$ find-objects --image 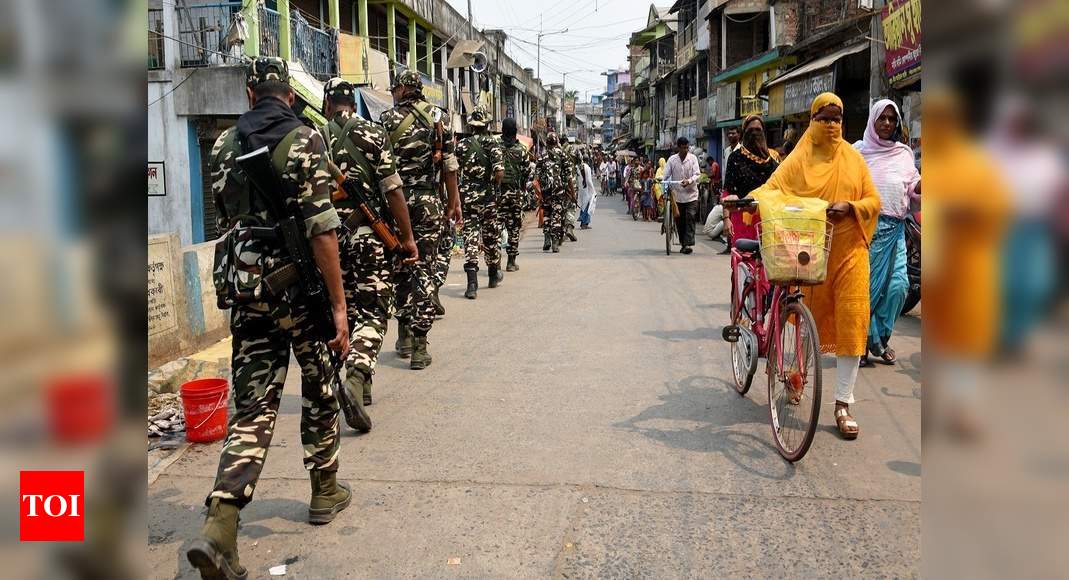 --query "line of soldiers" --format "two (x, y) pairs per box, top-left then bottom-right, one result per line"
(186, 57), (578, 579)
